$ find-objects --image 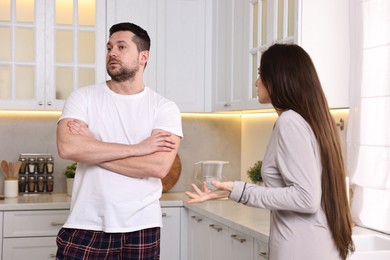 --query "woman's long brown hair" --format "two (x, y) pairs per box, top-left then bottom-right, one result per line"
(260, 44), (355, 259)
